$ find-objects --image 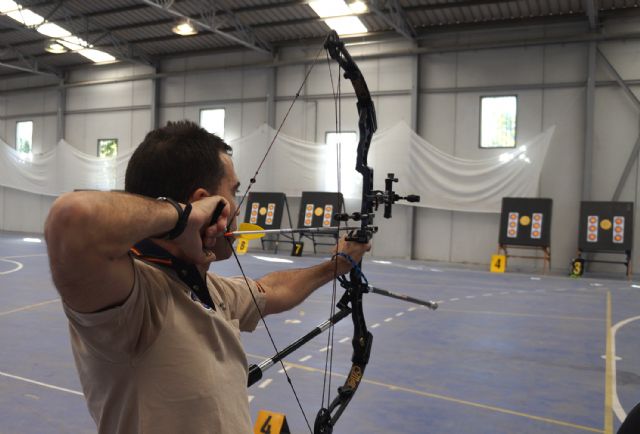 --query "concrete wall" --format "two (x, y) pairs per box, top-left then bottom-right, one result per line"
(2, 24), (640, 275)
